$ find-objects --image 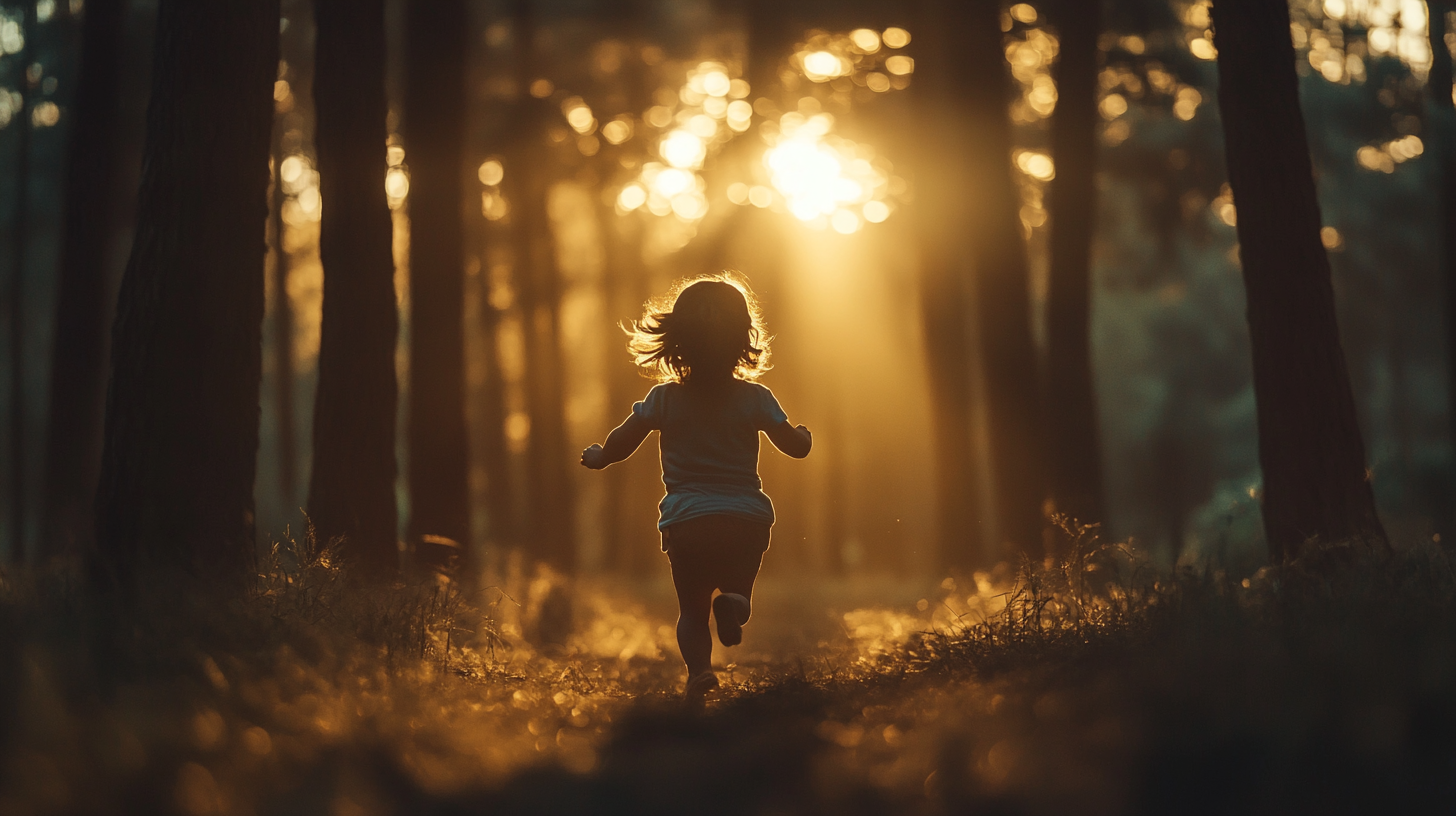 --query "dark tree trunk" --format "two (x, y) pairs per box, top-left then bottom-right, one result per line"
(1429, 2), (1456, 479)
(913, 0), (985, 573)
(509, 1), (574, 573)
(962, 0), (1047, 556)
(308, 0), (400, 579)
(42, 0), (129, 564)
(92, 0), (278, 591)
(268, 141), (296, 512)
(476, 239), (515, 548)
(7, 0), (37, 565)
(405, 0), (472, 567)
(1210, 0), (1386, 561)
(1043, 0), (1105, 533)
